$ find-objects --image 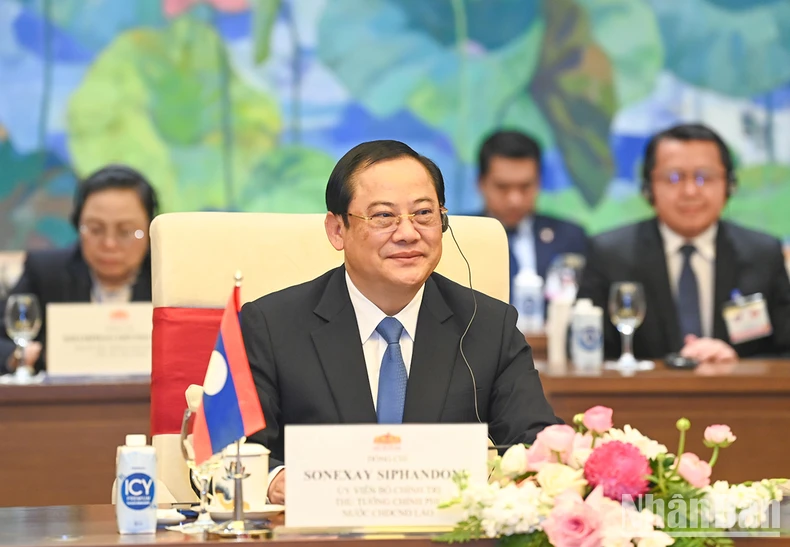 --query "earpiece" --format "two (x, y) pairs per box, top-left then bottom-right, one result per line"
(441, 211), (449, 233)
